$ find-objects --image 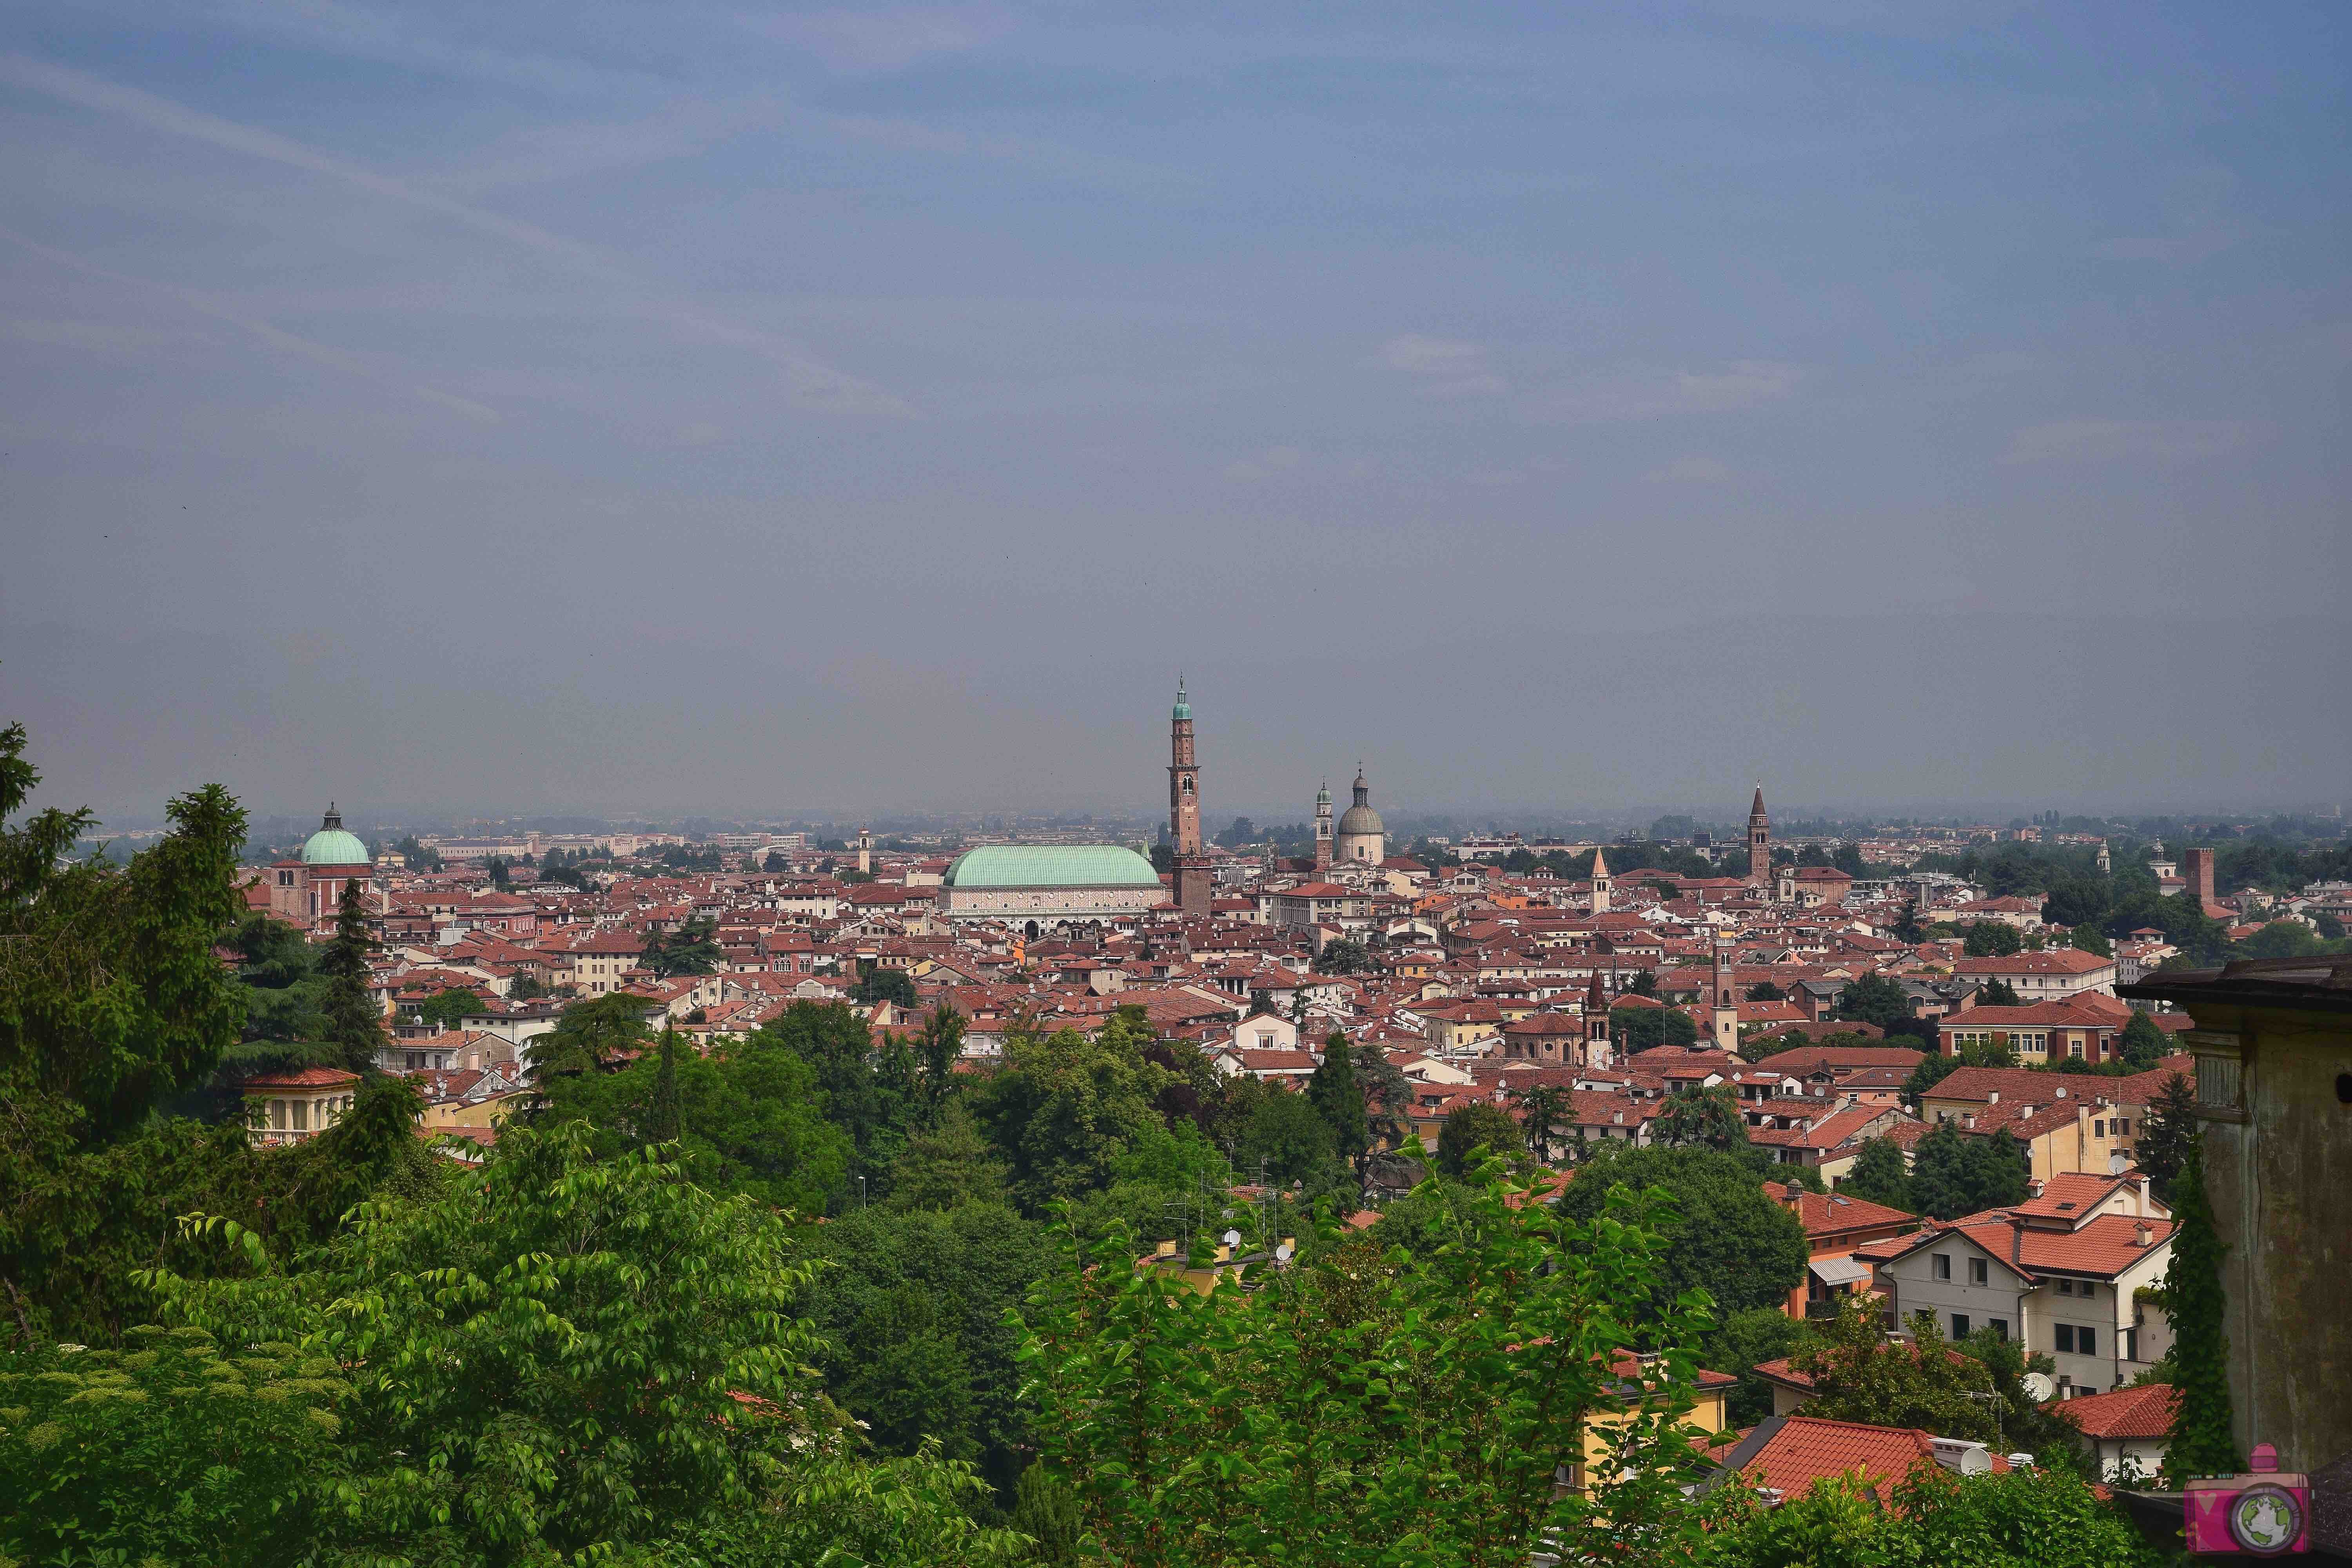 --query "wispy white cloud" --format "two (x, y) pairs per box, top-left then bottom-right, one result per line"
(1521, 360), (1803, 425)
(424, 97), (790, 194)
(1377, 333), (1506, 397)
(2000, 419), (2256, 465)
(0, 225), (499, 421)
(0, 52), (902, 414)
